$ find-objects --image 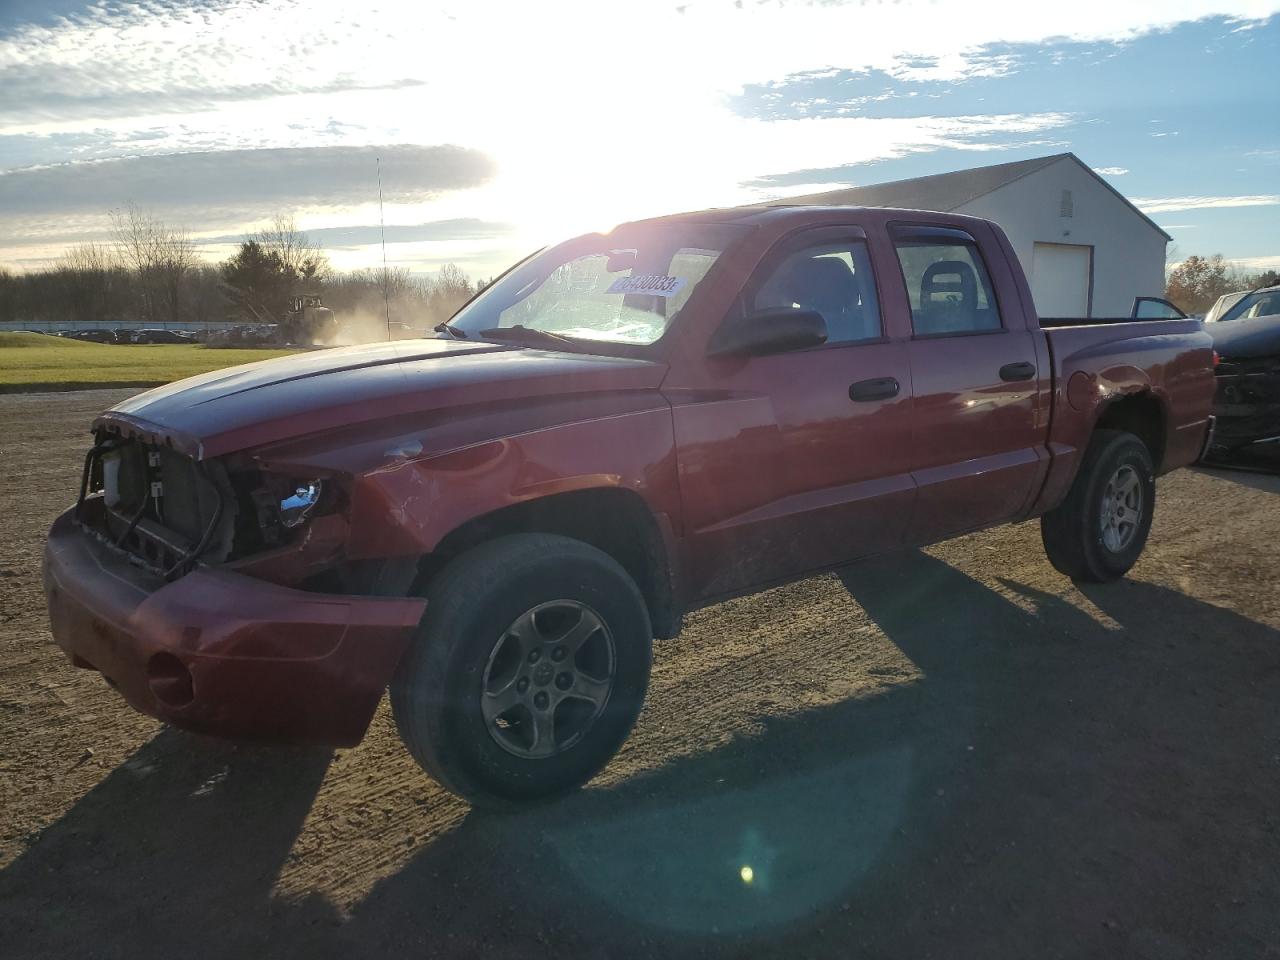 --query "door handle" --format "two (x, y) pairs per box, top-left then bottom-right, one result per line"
(999, 361), (1036, 382)
(849, 377), (900, 402)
